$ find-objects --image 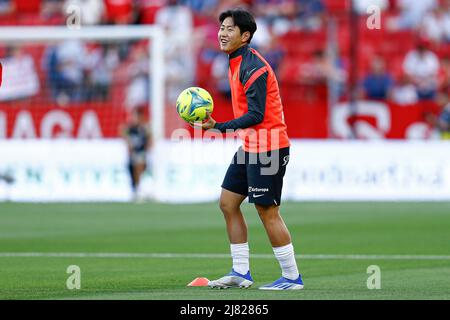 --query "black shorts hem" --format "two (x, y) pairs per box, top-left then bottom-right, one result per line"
(248, 196), (281, 207)
(221, 184), (248, 197)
